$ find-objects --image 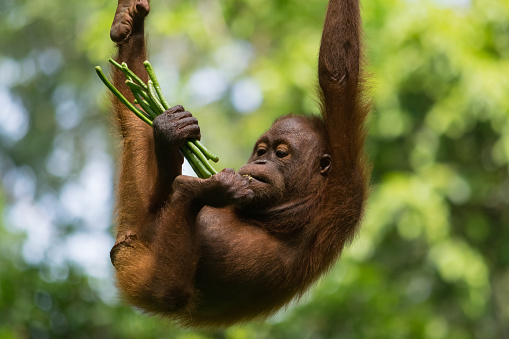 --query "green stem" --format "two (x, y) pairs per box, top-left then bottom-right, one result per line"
(147, 80), (166, 114)
(95, 66), (153, 126)
(126, 80), (156, 108)
(187, 141), (217, 175)
(122, 62), (148, 91)
(108, 59), (149, 92)
(144, 61), (170, 110)
(98, 61), (221, 179)
(108, 58), (123, 70)
(126, 81), (157, 119)
(138, 99), (158, 117)
(193, 140), (219, 163)
(181, 145), (211, 178)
